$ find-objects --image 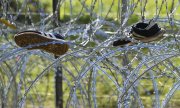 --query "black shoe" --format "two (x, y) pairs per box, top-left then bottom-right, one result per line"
(14, 30), (69, 56)
(113, 38), (132, 47)
(130, 20), (165, 42)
